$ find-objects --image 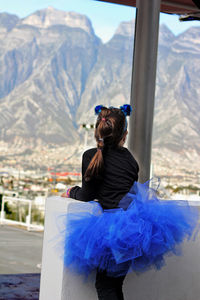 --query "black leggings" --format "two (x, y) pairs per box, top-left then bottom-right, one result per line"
(95, 270), (126, 300)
